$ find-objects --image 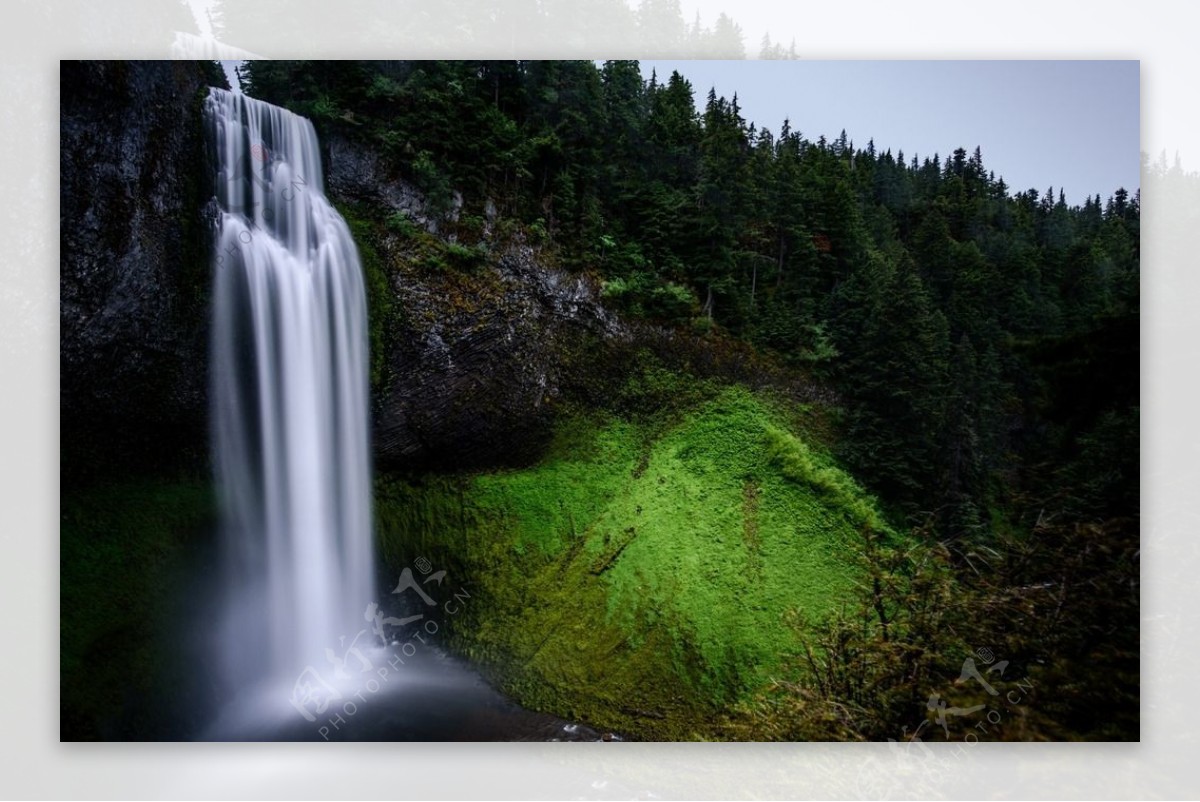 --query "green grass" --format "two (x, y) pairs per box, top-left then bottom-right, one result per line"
(375, 386), (887, 738)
